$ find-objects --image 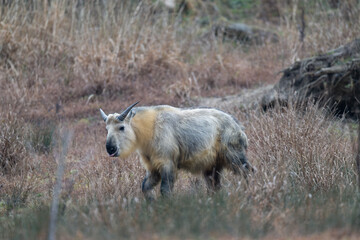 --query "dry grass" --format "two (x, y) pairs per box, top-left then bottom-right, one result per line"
(2, 98), (359, 239)
(0, 0), (281, 119)
(1, 0), (360, 239)
(0, 113), (51, 213)
(247, 101), (355, 194)
(1, 1), (357, 118)
(0, 113), (29, 175)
